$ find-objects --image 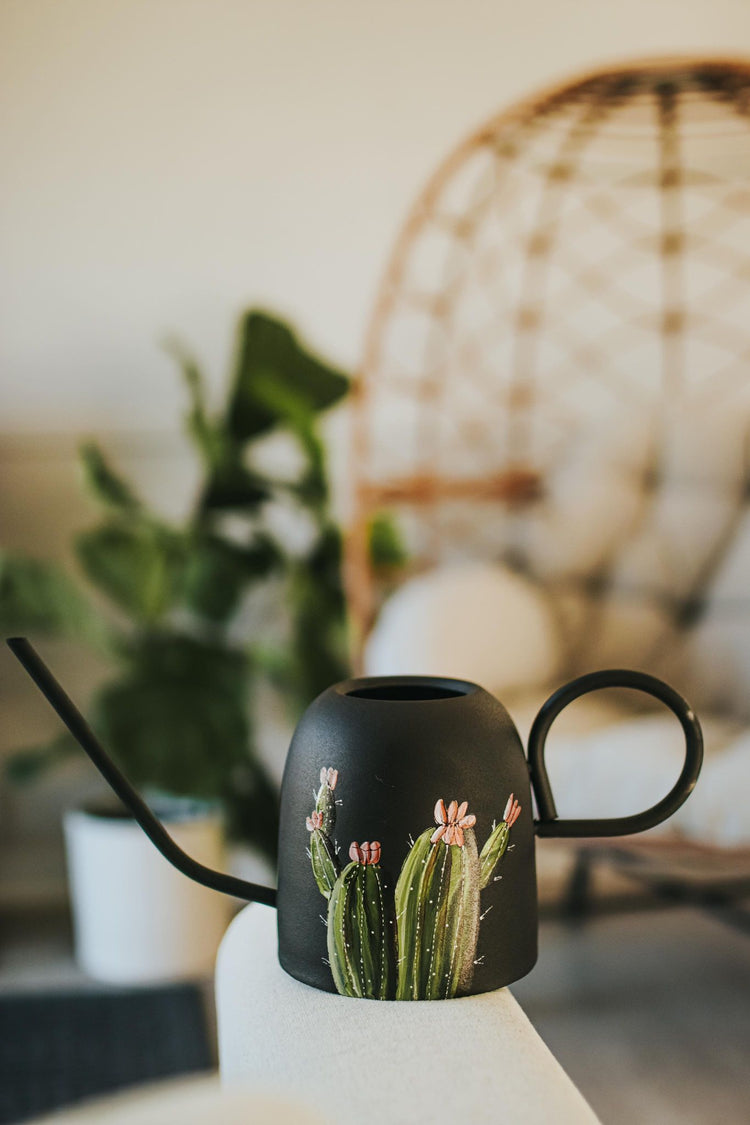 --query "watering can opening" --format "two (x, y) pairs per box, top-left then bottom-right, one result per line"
(345, 682), (469, 701)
